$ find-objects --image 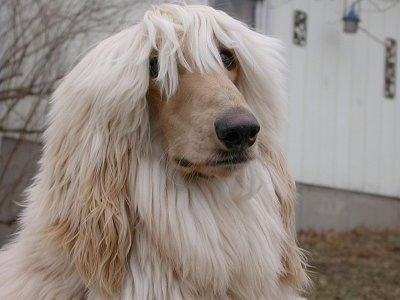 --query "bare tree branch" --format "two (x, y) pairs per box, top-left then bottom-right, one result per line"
(0, 0), (141, 210)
